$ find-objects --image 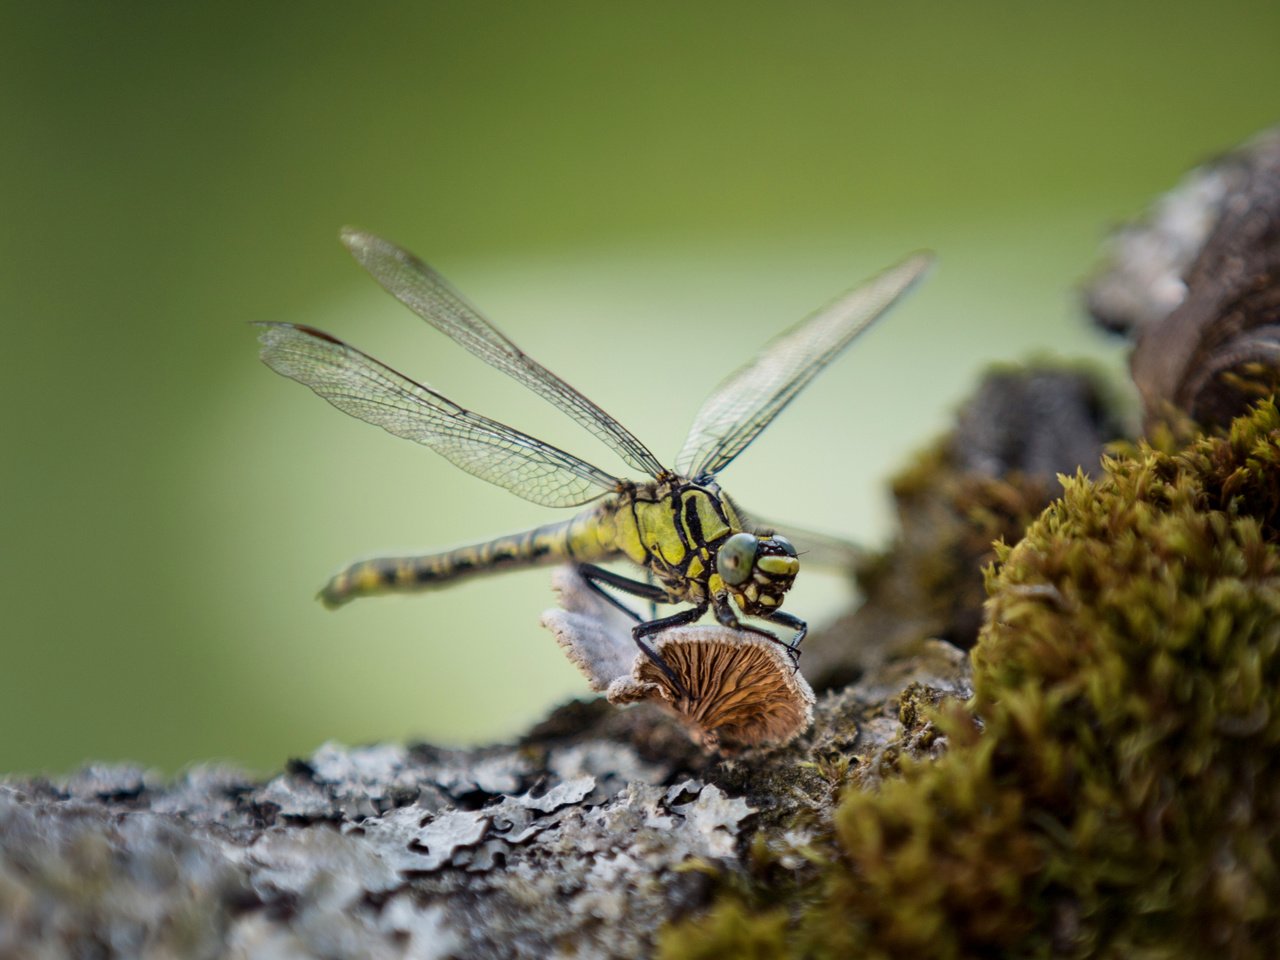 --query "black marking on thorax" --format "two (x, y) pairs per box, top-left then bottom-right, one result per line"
(624, 479), (735, 589)
(677, 483), (735, 580)
(682, 495), (704, 547)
